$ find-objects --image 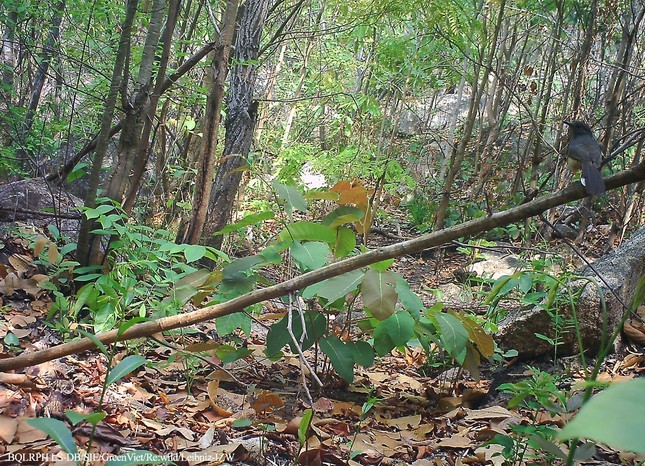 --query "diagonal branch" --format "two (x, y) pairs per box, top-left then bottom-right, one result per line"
(2, 162), (644, 372)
